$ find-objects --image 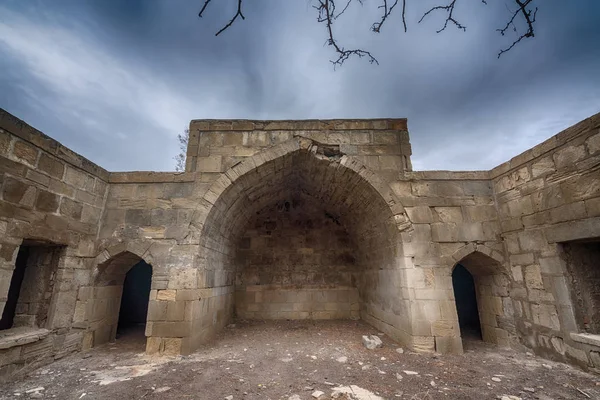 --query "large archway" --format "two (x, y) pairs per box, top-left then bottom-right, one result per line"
(195, 140), (411, 345)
